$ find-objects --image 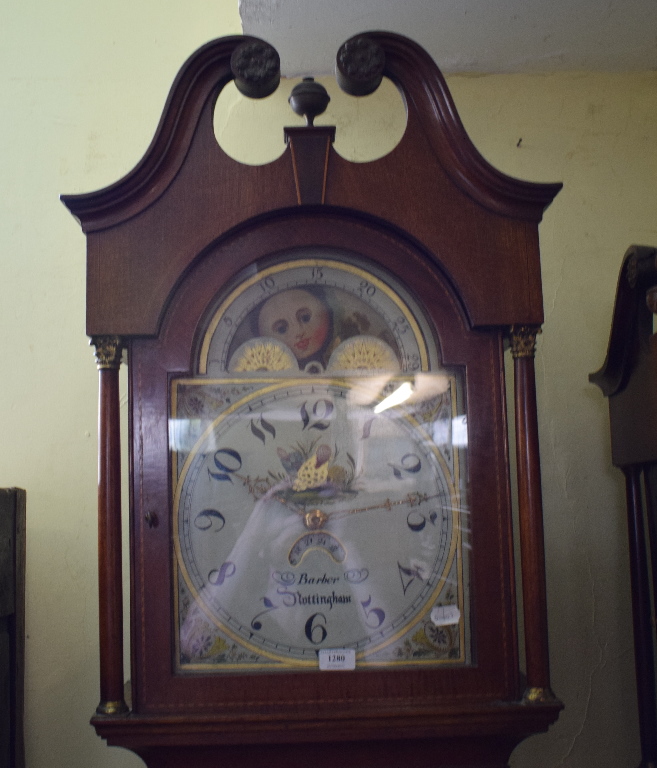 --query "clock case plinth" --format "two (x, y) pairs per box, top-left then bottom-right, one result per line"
(62, 32), (562, 767)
